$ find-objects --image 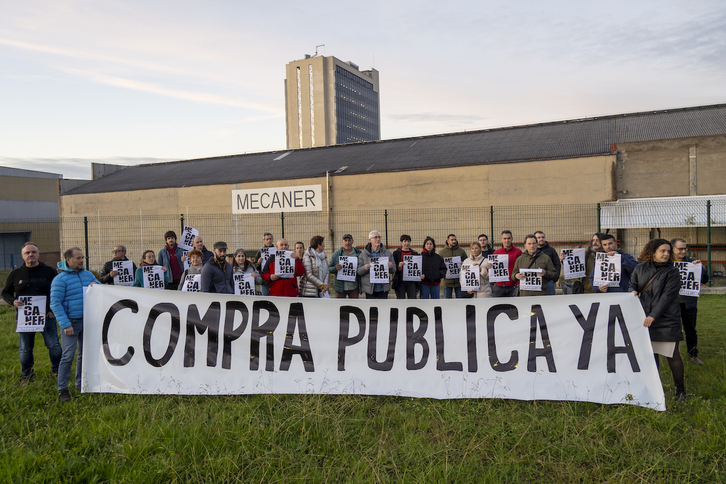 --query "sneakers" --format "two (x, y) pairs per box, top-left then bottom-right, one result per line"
(58, 389), (71, 403)
(675, 391), (687, 402)
(690, 355), (705, 366)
